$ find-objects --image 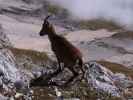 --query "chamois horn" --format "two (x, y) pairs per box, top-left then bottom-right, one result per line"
(44, 15), (51, 22)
